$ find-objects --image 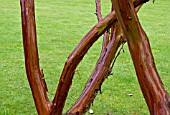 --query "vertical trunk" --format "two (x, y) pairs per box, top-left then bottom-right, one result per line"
(20, 0), (51, 114)
(112, 0), (170, 114)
